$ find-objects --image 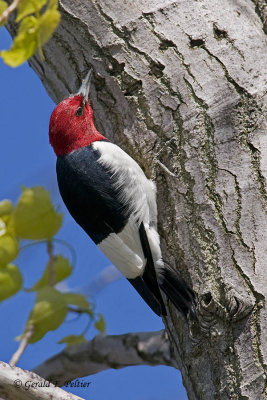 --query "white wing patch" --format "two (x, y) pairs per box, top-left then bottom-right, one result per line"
(118, 216), (144, 258)
(93, 141), (158, 226)
(98, 225), (145, 279)
(98, 218), (162, 279)
(93, 141), (163, 278)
